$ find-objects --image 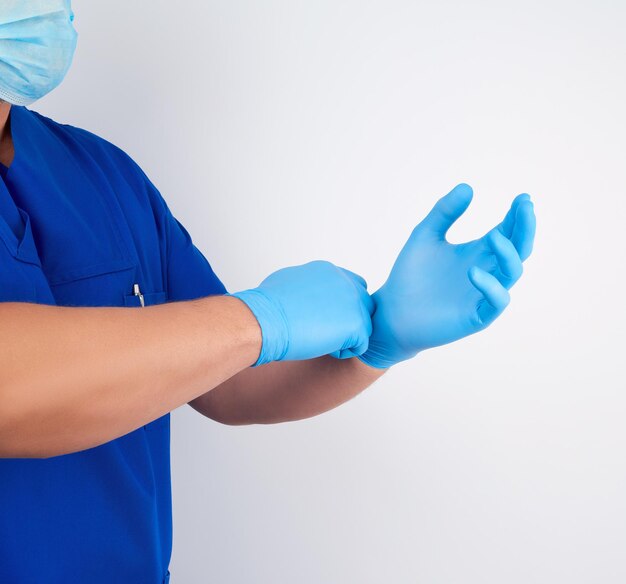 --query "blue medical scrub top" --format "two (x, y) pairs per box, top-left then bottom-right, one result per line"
(0, 106), (227, 584)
